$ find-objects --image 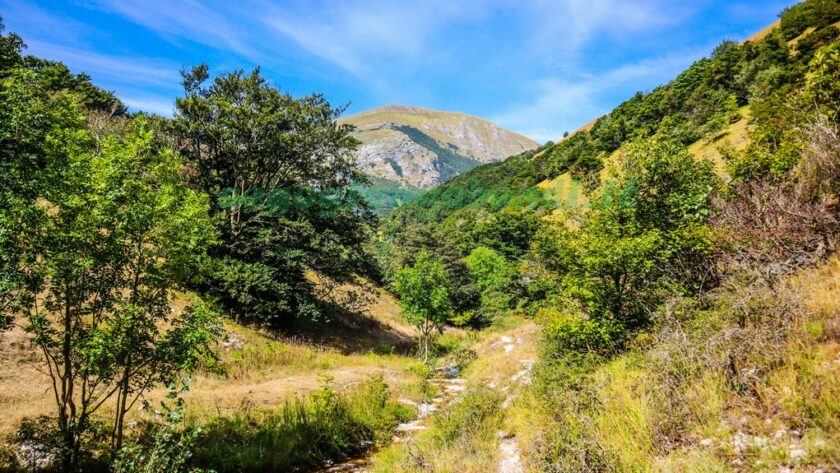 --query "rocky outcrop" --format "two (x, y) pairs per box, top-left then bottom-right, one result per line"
(341, 105), (538, 189)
